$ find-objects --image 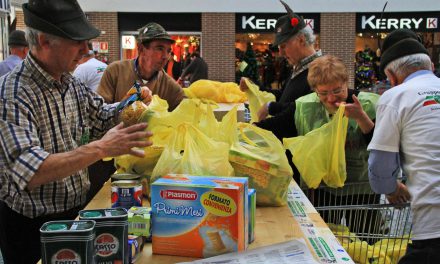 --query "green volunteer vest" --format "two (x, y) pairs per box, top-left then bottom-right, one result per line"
(294, 92), (379, 191)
